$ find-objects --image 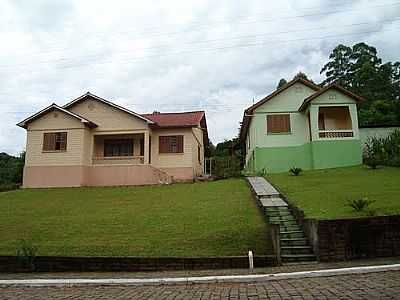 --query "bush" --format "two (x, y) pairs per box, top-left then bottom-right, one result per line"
(213, 156), (242, 179)
(16, 239), (38, 271)
(289, 167), (303, 176)
(347, 197), (375, 212)
(364, 130), (400, 167)
(0, 183), (19, 192)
